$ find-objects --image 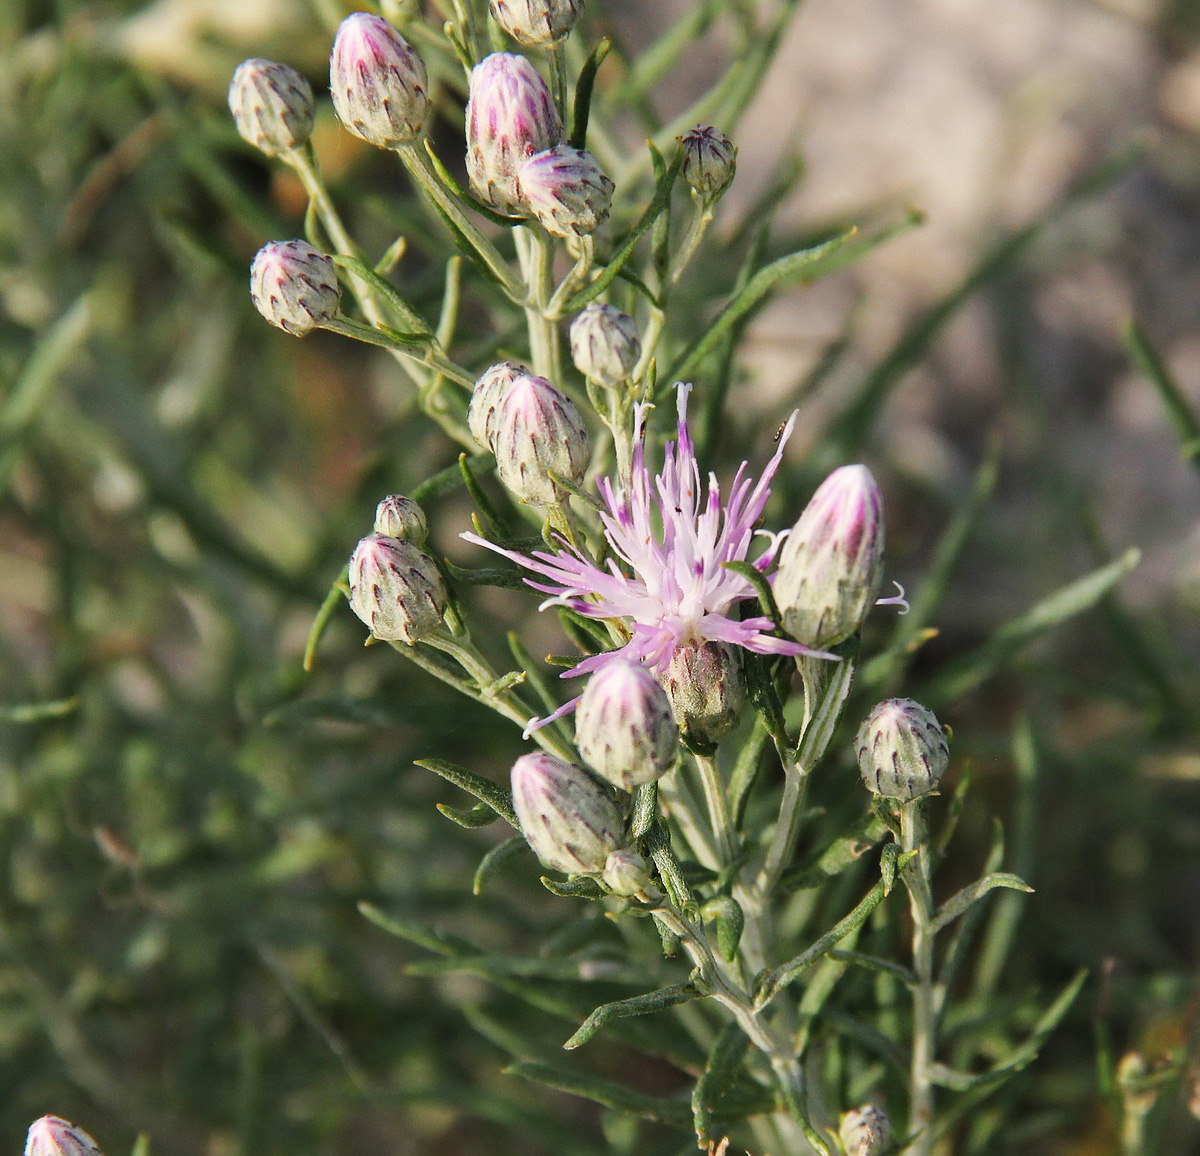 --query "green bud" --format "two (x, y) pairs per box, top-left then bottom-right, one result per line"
(602, 848), (658, 899)
(659, 641), (745, 747)
(347, 533), (447, 644)
(373, 494), (427, 545)
(569, 303), (641, 386)
(855, 699), (948, 800)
